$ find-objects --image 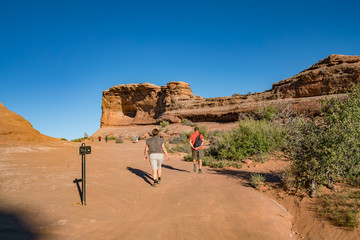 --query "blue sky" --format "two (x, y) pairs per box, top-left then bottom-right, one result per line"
(1, 0), (359, 140)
